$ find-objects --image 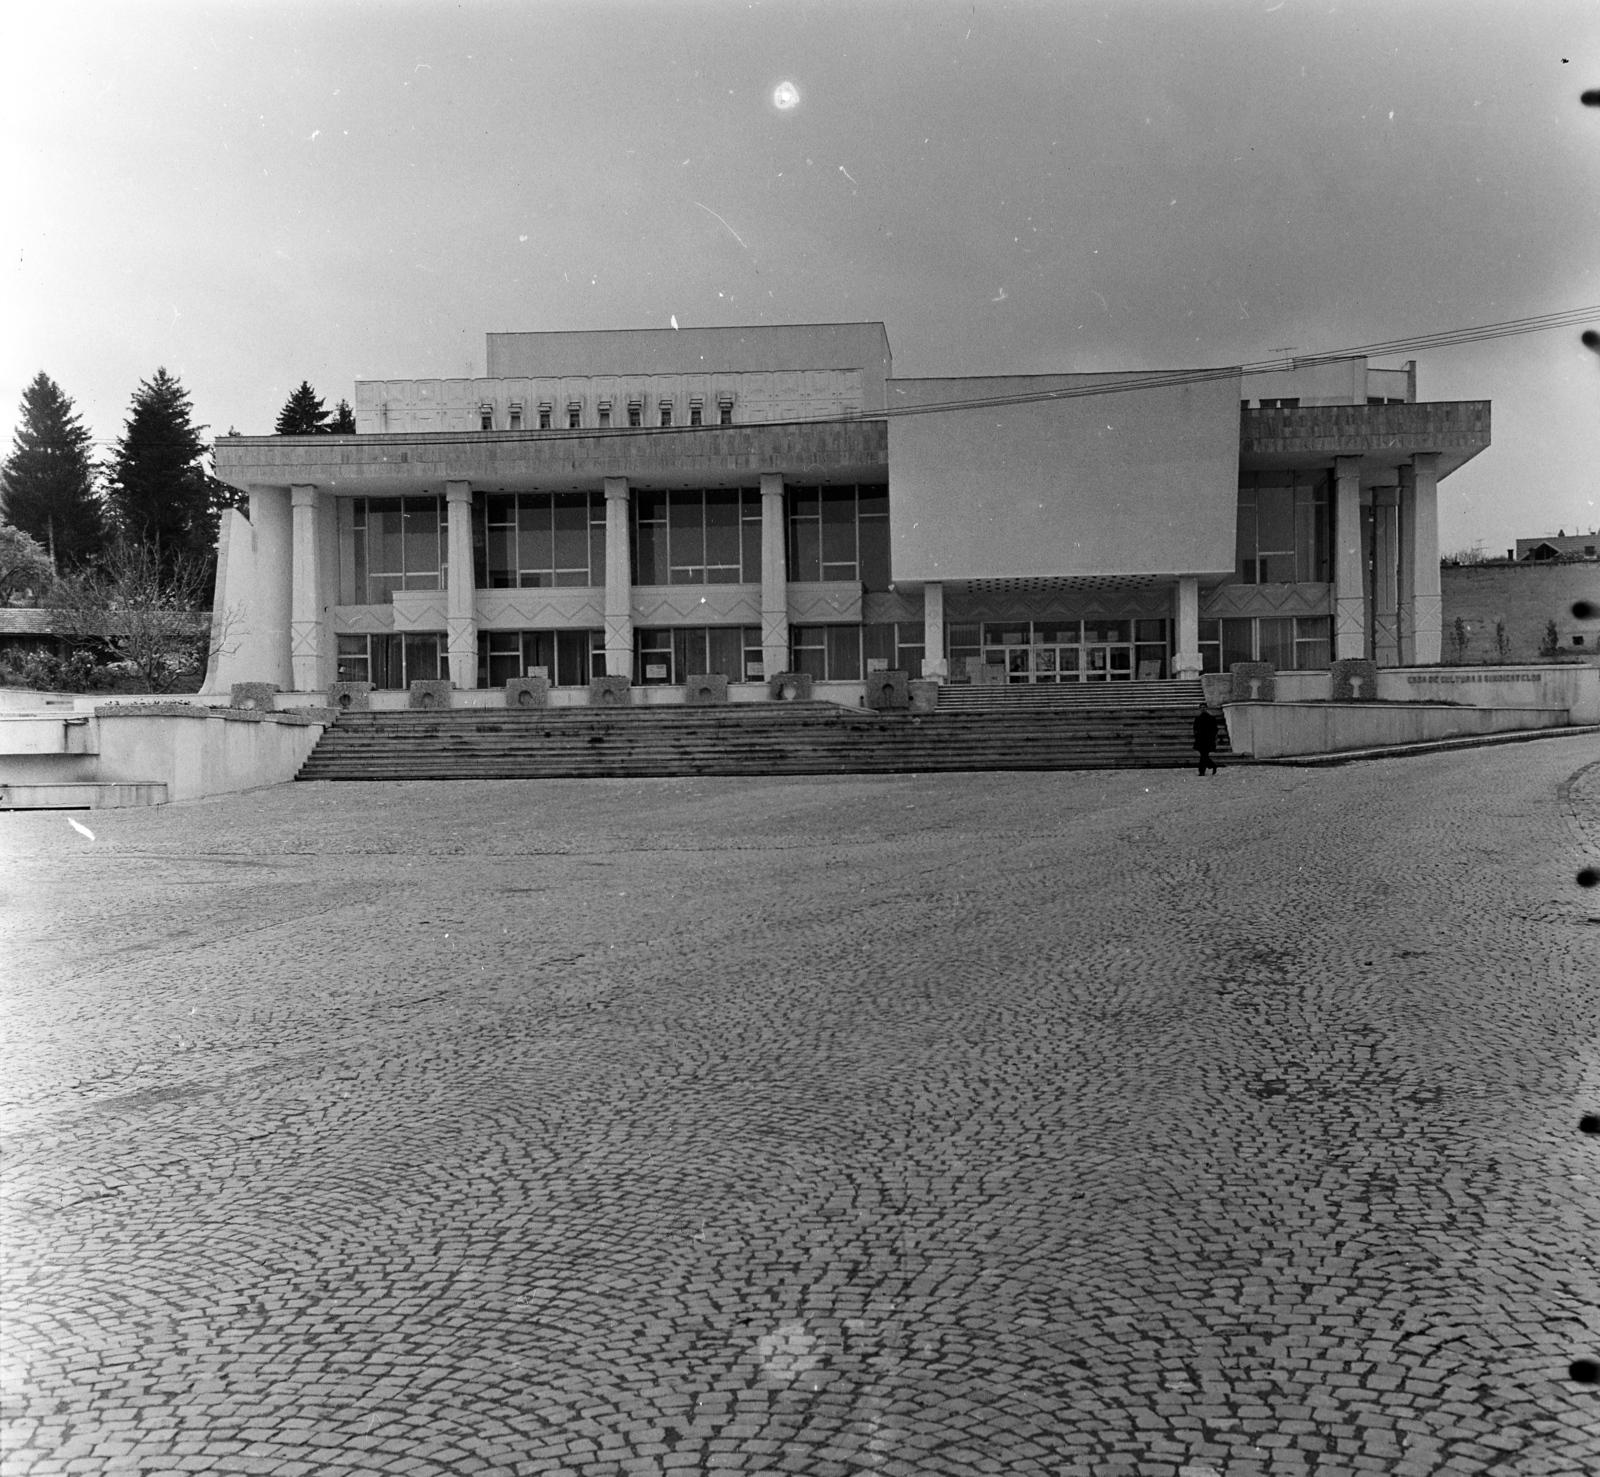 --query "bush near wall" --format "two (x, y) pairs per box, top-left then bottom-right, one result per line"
(1440, 562), (1600, 664)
